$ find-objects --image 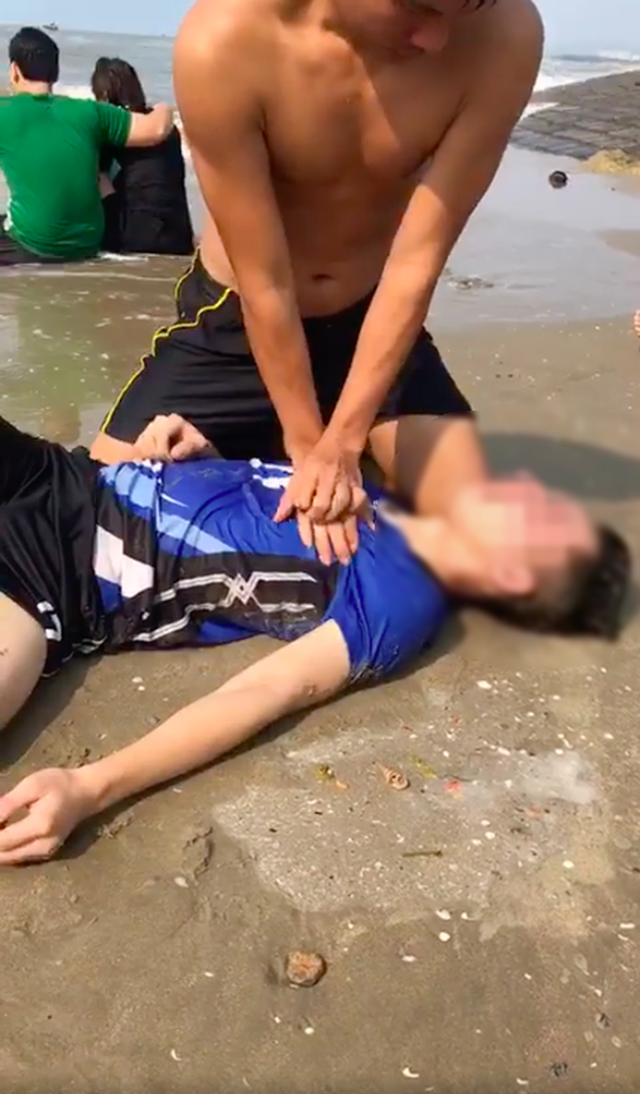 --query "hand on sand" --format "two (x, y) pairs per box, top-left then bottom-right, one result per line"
(275, 437), (371, 565)
(0, 768), (96, 865)
(133, 414), (216, 462)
